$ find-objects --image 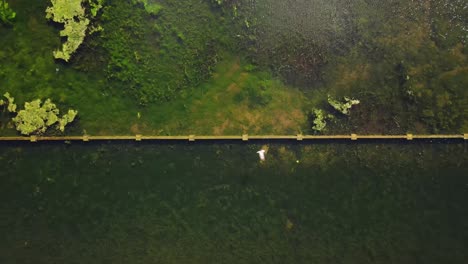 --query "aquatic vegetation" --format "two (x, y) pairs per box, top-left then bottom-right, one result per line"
(100, 0), (228, 104)
(328, 1), (467, 133)
(0, 0), (15, 26)
(311, 109), (328, 132)
(133, 0), (162, 16)
(0, 0), (466, 136)
(243, 0), (348, 86)
(327, 95), (360, 115)
(12, 97), (78, 135)
(57, 109), (78, 132)
(0, 142), (467, 263)
(89, 0), (104, 17)
(45, 0), (92, 61)
(242, 0), (467, 133)
(1, 92), (17, 113)
(211, 0), (239, 8)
